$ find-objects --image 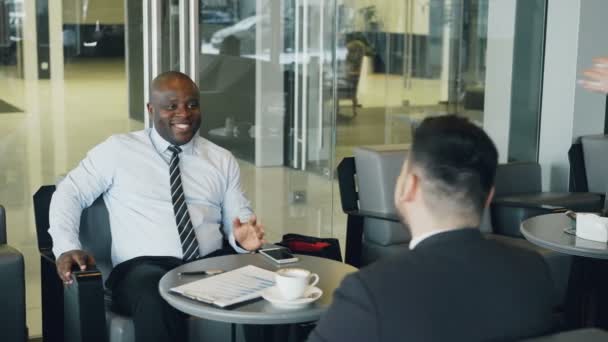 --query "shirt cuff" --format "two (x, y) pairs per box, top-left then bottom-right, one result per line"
(52, 238), (83, 259)
(229, 232), (251, 254)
